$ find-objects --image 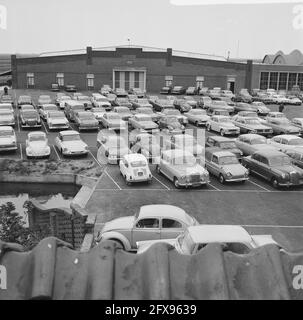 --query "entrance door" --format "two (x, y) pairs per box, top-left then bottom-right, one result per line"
(228, 81), (235, 93)
(114, 70), (145, 91)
